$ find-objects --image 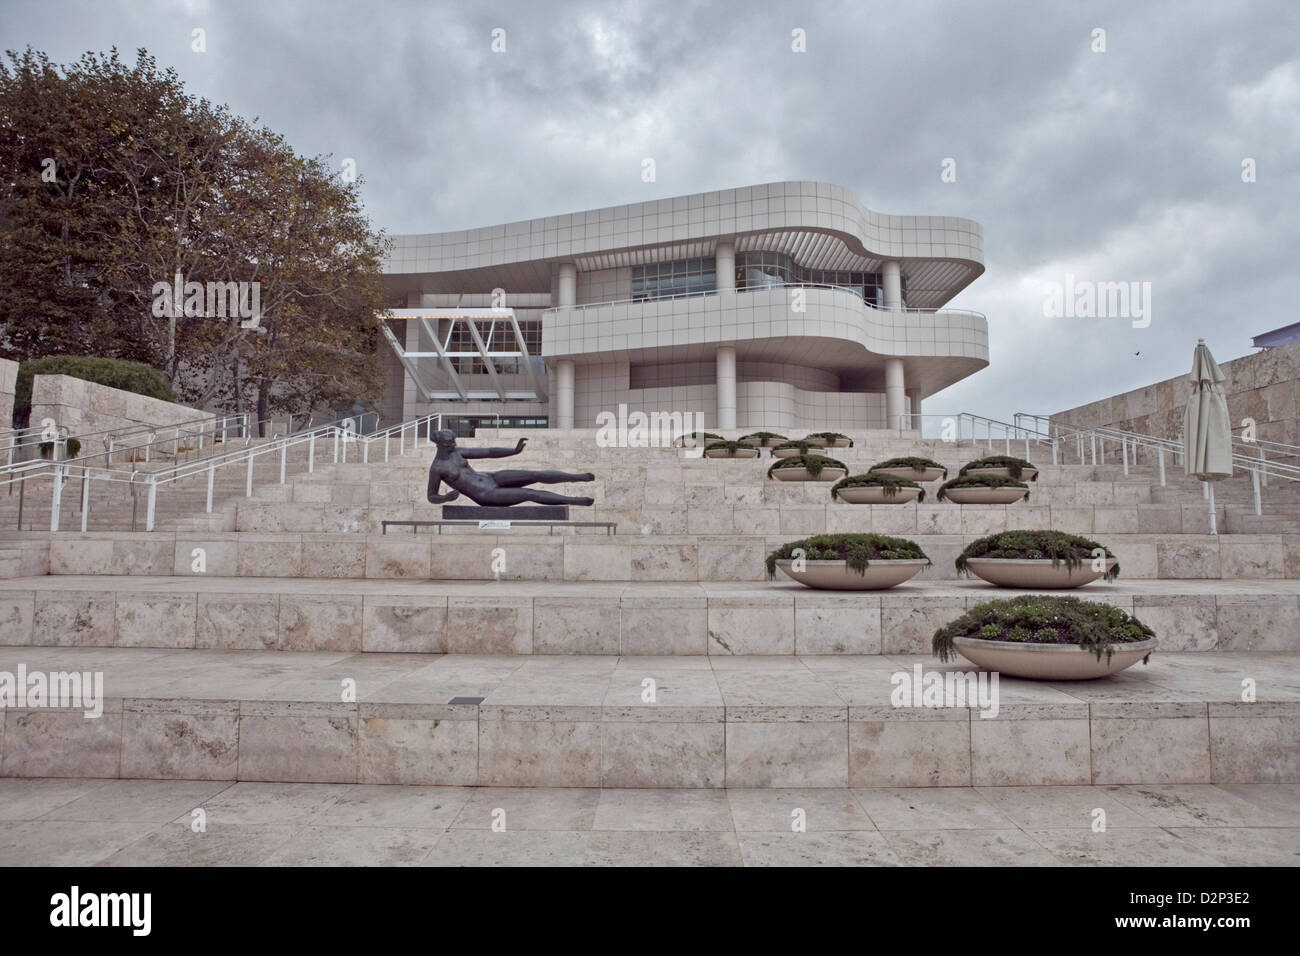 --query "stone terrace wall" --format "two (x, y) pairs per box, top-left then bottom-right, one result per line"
(0, 358), (17, 430)
(29, 373), (210, 438)
(1052, 340), (1300, 447)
